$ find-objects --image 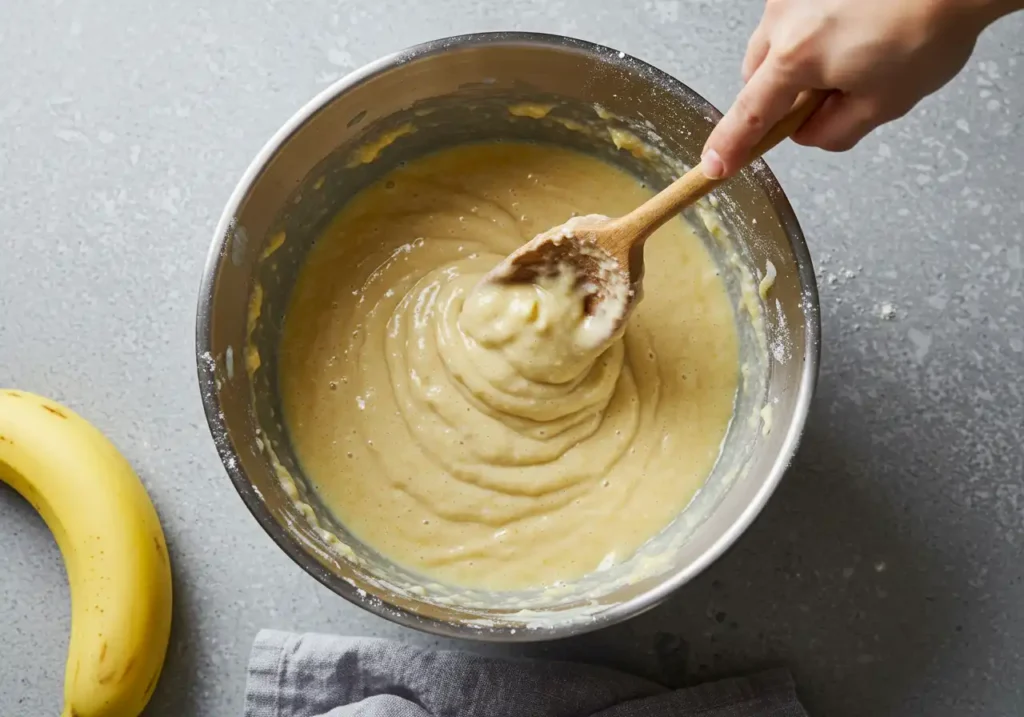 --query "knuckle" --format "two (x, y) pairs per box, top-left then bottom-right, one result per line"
(818, 135), (859, 152)
(853, 95), (905, 133)
(819, 123), (869, 152)
(772, 39), (808, 72)
(770, 27), (820, 76)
